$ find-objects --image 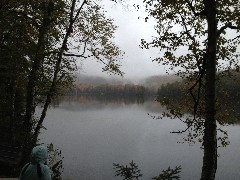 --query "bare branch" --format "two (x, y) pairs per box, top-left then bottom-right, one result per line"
(217, 22), (240, 37)
(63, 39), (90, 58)
(231, 34), (240, 41)
(63, 52), (90, 58)
(73, 0), (87, 24)
(171, 125), (191, 134)
(184, 0), (205, 16)
(188, 53), (207, 121)
(81, 40), (88, 55)
(69, 0), (76, 24)
(173, 113), (186, 123)
(180, 15), (195, 41)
